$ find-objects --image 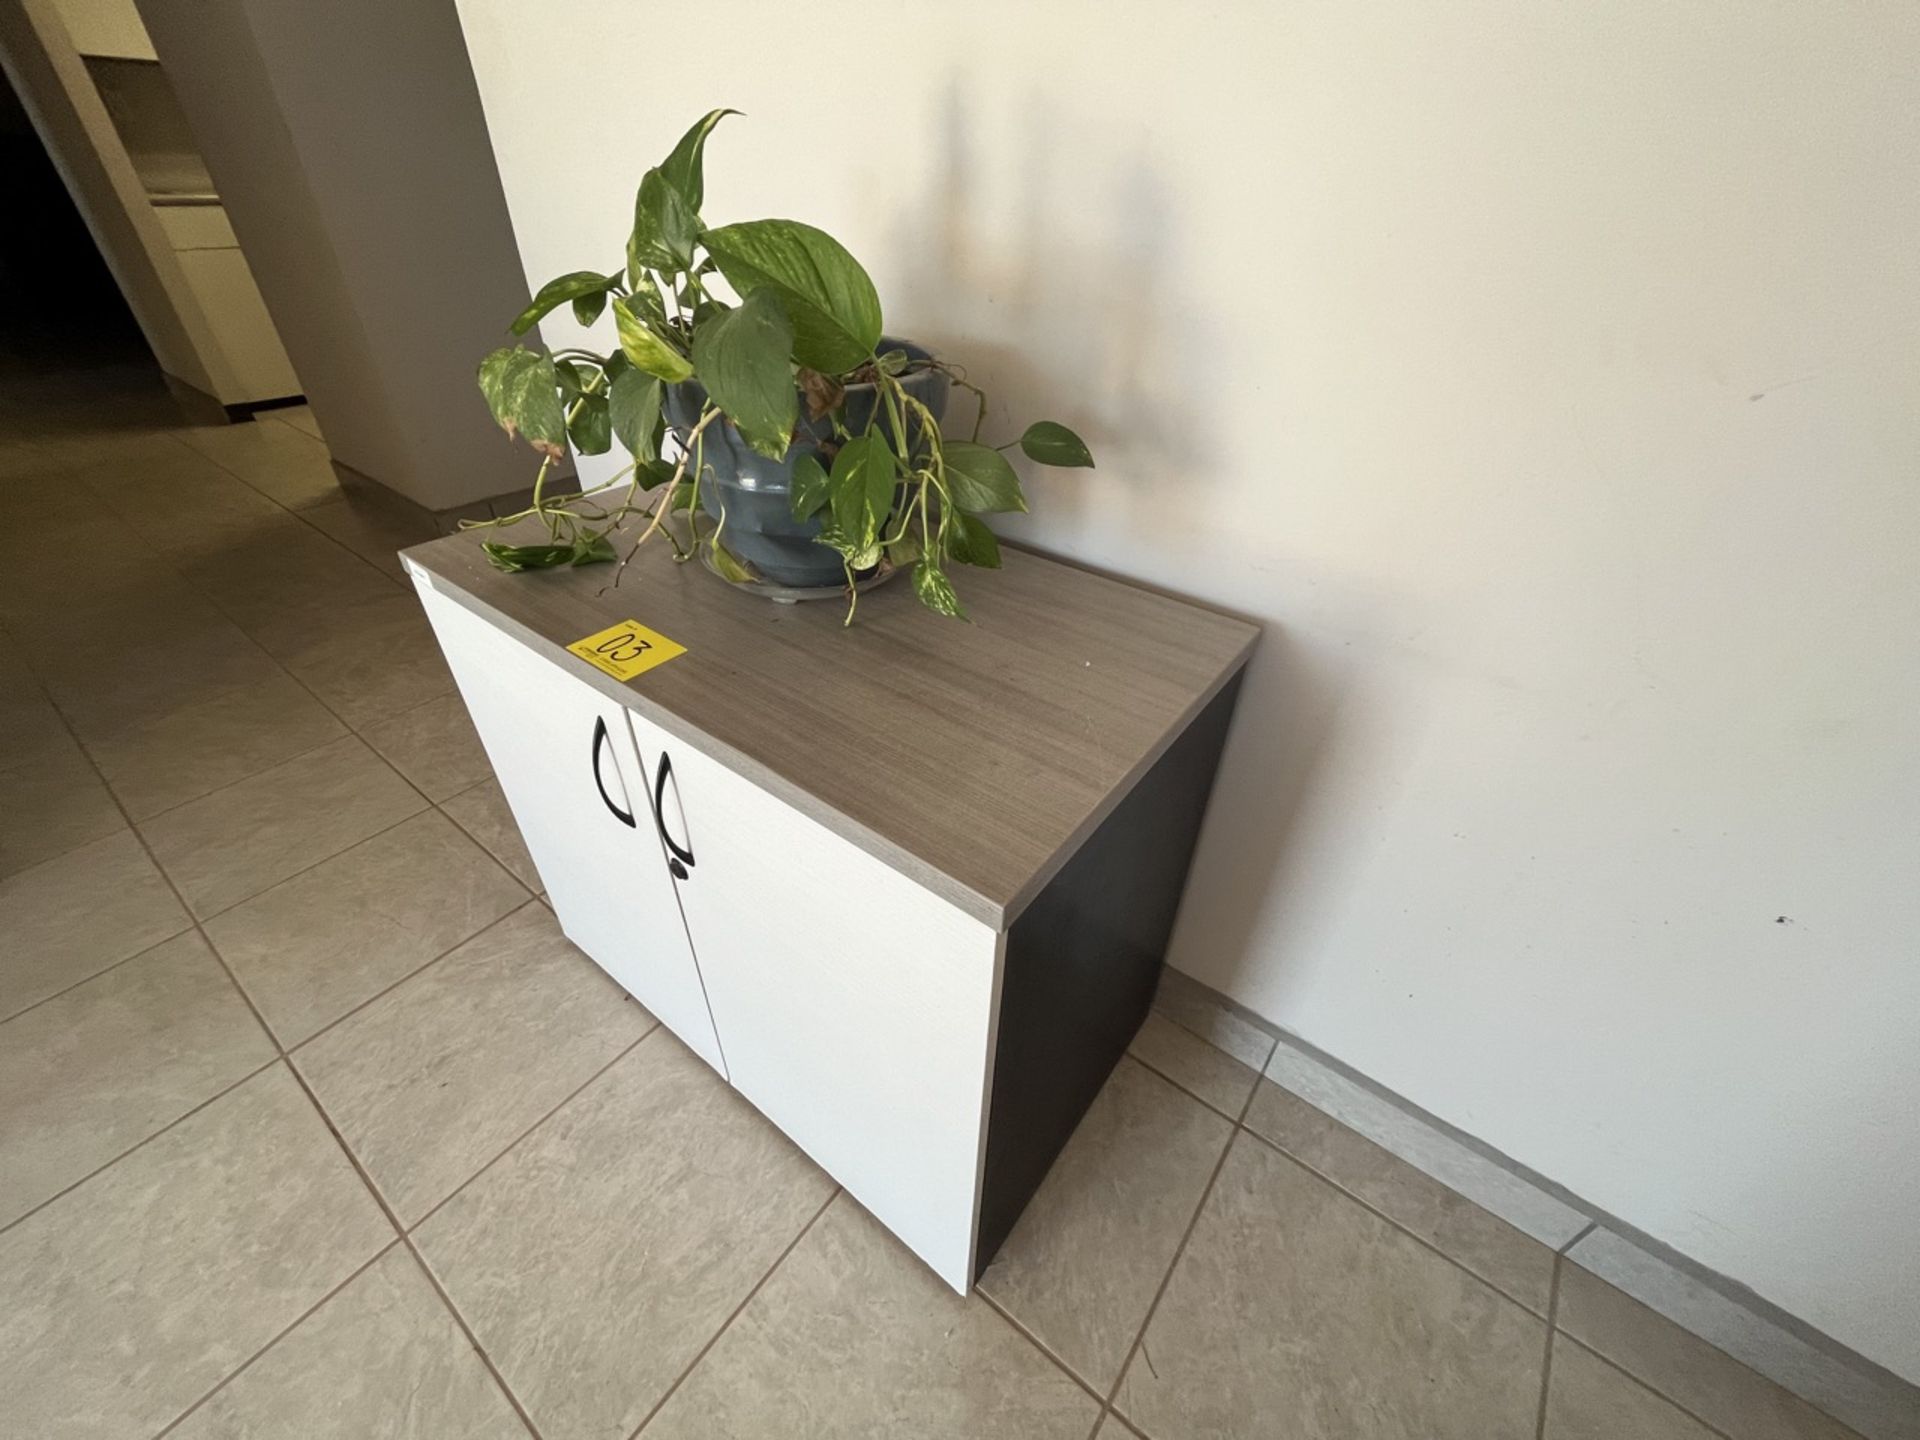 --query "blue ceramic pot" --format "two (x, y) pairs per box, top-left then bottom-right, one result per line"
(662, 337), (951, 587)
